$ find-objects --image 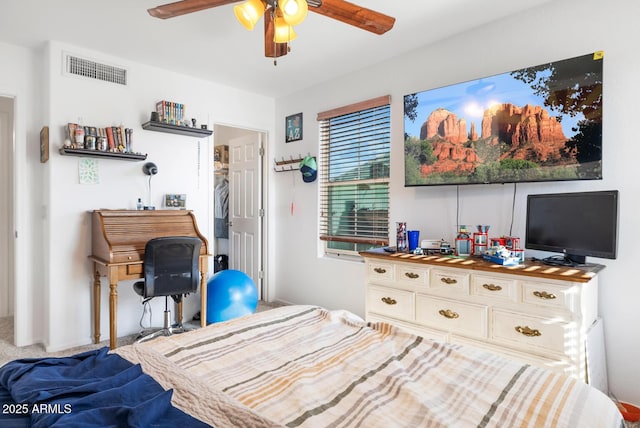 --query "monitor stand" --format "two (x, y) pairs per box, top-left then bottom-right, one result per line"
(542, 254), (586, 267)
